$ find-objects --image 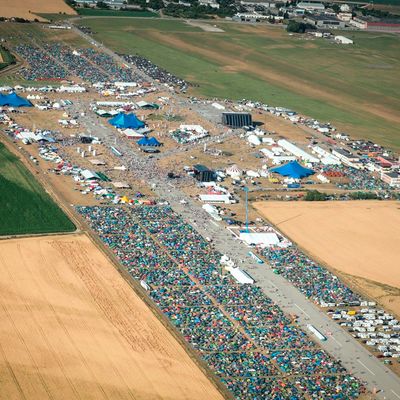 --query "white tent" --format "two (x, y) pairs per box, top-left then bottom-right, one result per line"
(246, 170), (260, 178)
(248, 134), (261, 146)
(239, 232), (280, 246)
(123, 128), (144, 139)
(229, 267), (254, 284)
(226, 164), (242, 178)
